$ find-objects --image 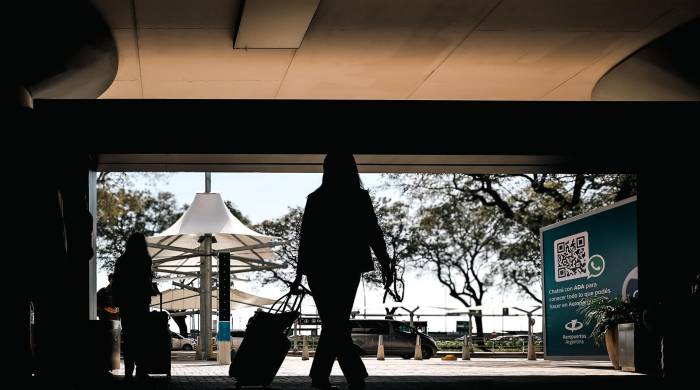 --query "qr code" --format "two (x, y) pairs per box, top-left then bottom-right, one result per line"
(554, 232), (589, 282)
